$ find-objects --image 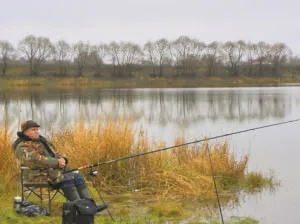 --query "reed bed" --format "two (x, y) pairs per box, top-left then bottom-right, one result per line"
(51, 119), (249, 199)
(0, 119), (271, 200)
(0, 128), (18, 193)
